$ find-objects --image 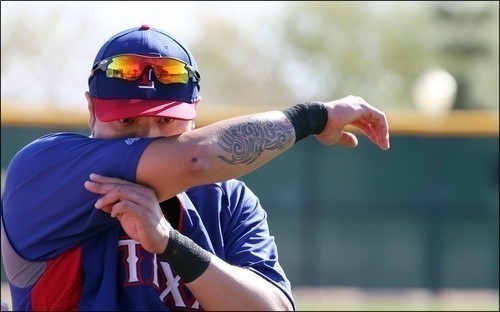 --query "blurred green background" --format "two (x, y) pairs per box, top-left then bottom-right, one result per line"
(1, 1), (499, 311)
